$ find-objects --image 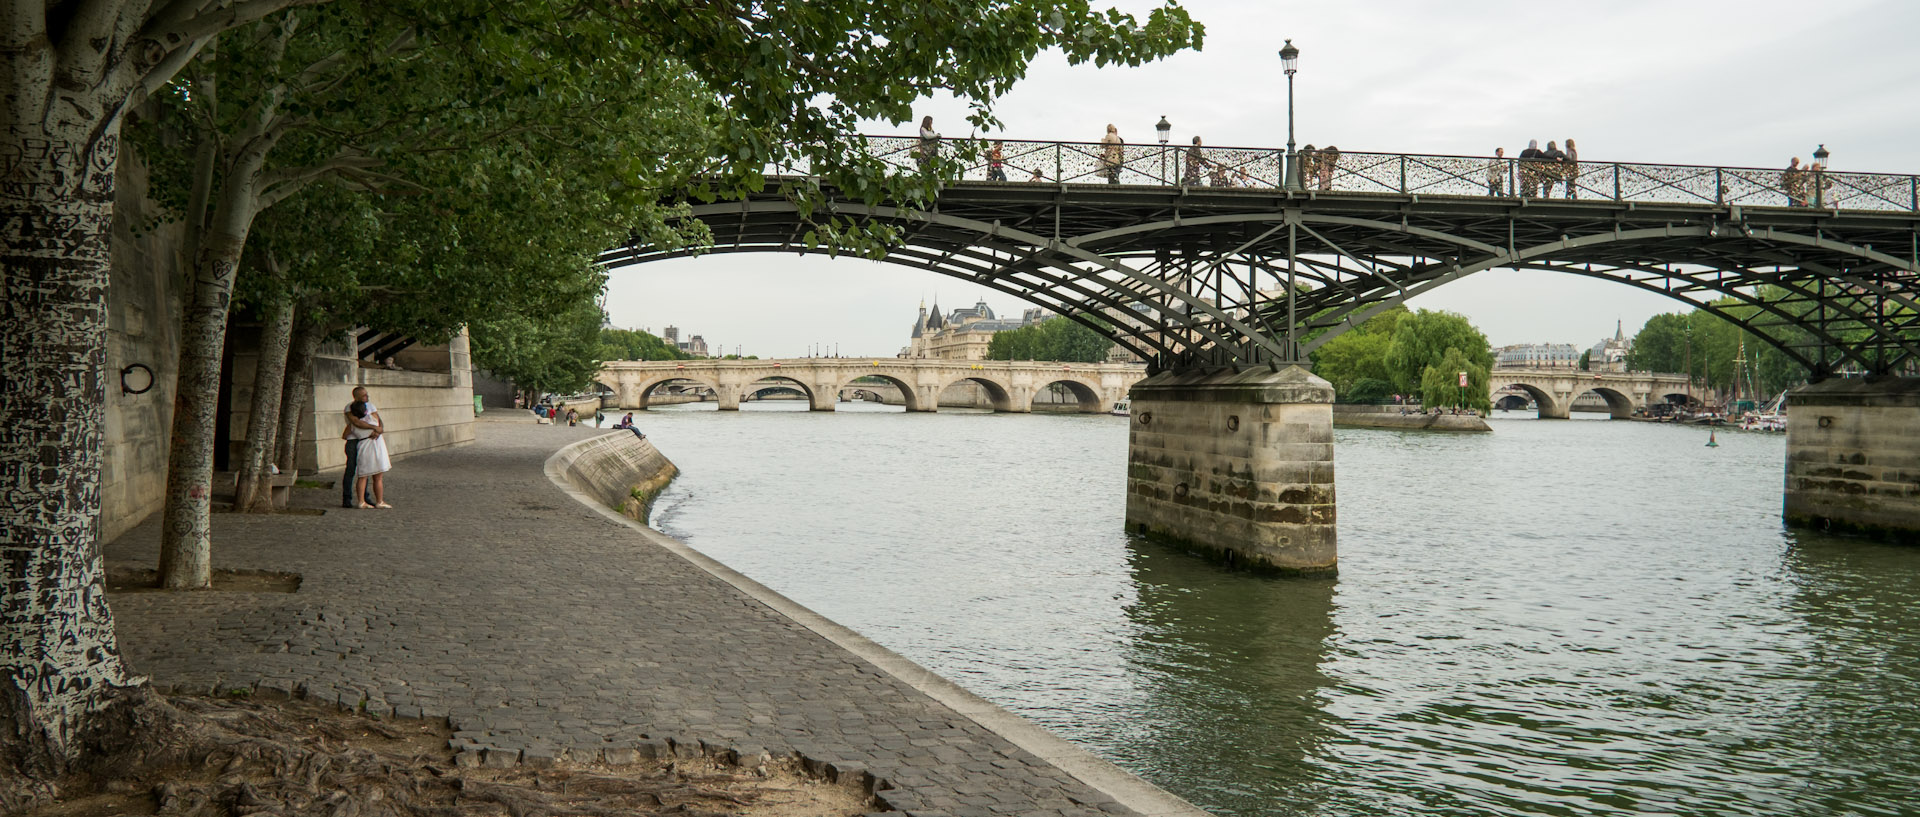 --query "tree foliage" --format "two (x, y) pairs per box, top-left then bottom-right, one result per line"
(1383, 309), (1494, 395)
(601, 328), (690, 362)
(470, 302), (607, 398)
(986, 316), (1114, 362)
(1627, 293), (1814, 398)
(1419, 348), (1492, 411)
(1309, 306), (1407, 399)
